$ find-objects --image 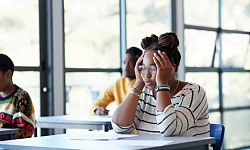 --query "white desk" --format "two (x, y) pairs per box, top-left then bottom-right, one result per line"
(0, 132), (215, 150)
(36, 115), (112, 136)
(0, 128), (18, 141)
